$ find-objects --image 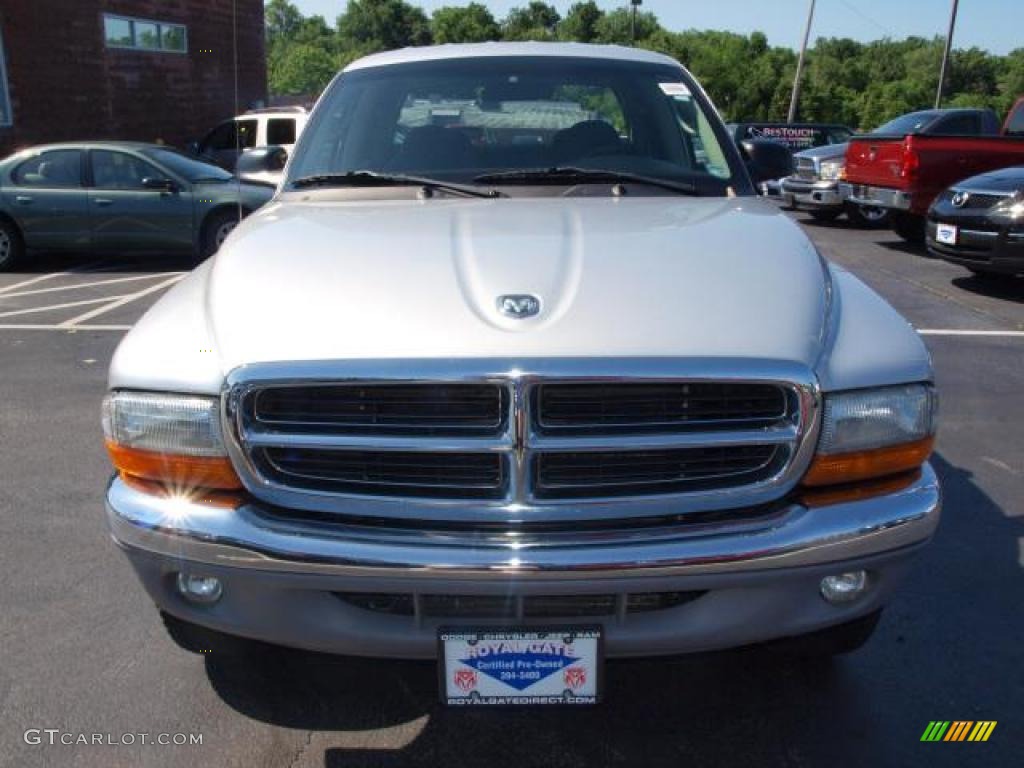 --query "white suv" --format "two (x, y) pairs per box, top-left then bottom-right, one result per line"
(188, 106), (309, 171)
